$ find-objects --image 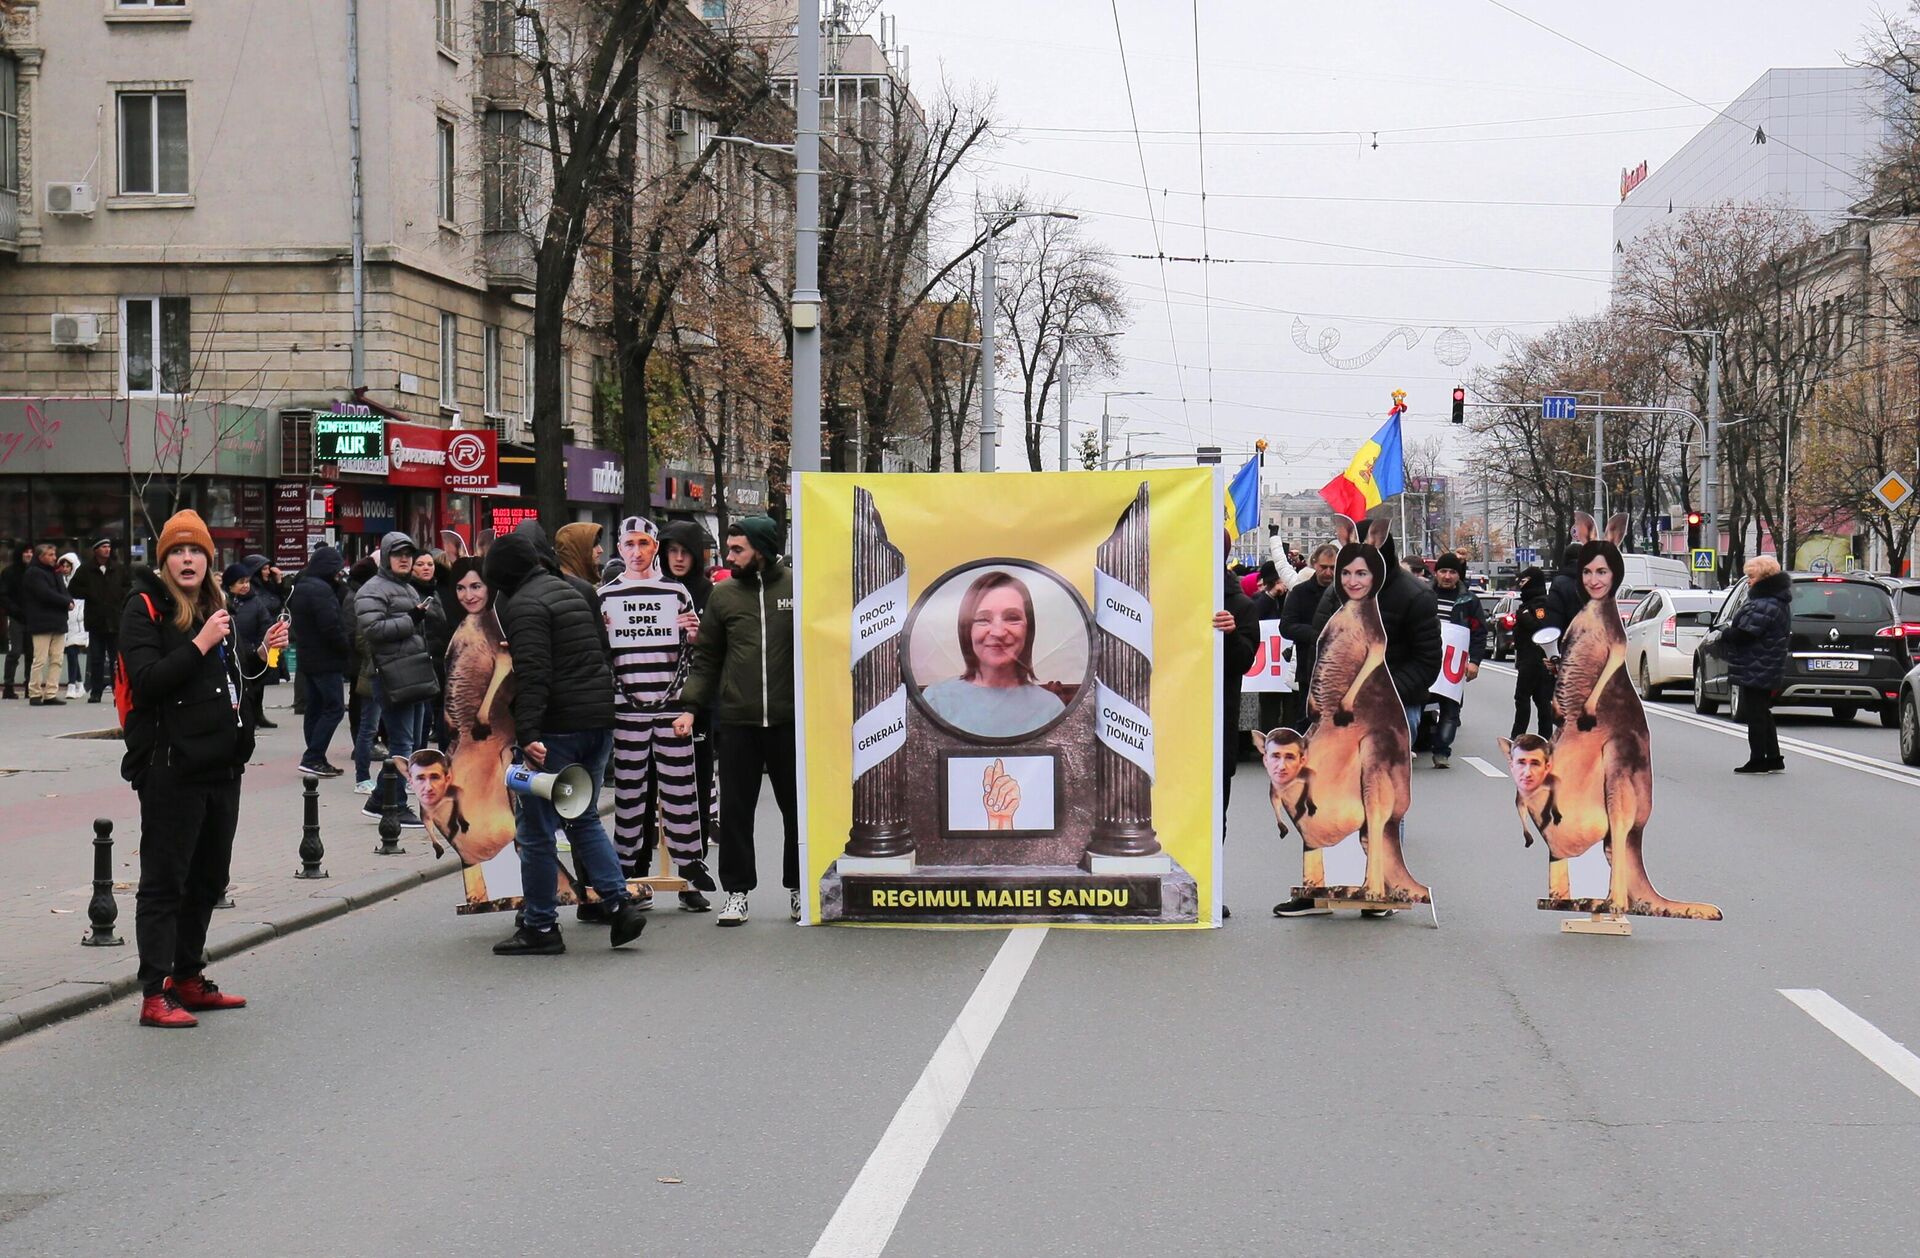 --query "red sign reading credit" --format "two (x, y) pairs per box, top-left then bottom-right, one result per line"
(383, 422), (498, 489)
(1619, 159), (1650, 201)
